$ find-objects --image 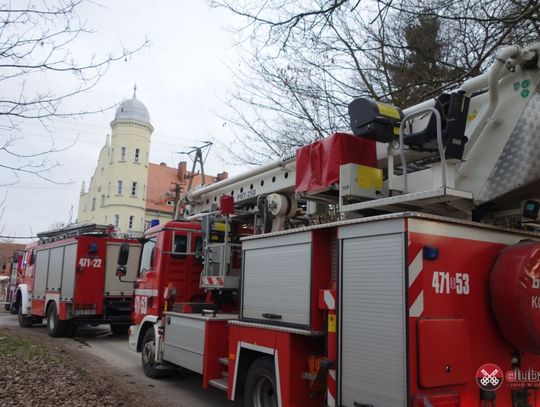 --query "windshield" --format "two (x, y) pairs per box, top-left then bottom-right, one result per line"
(139, 238), (156, 275)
